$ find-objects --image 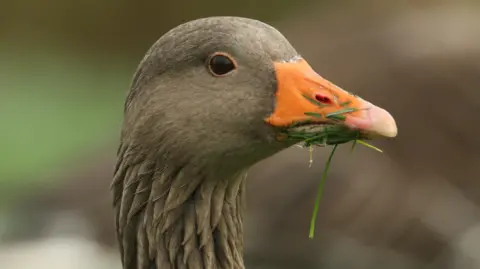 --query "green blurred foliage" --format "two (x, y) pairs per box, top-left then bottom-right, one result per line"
(0, 0), (326, 202)
(0, 47), (128, 187)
